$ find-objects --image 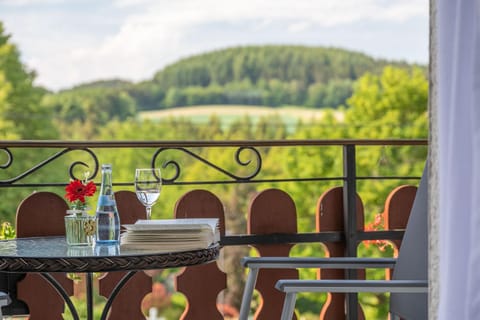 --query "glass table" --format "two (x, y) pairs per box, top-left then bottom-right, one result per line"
(0, 236), (220, 320)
